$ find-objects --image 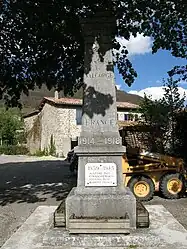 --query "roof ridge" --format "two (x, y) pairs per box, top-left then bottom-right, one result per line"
(43, 96), (139, 106)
